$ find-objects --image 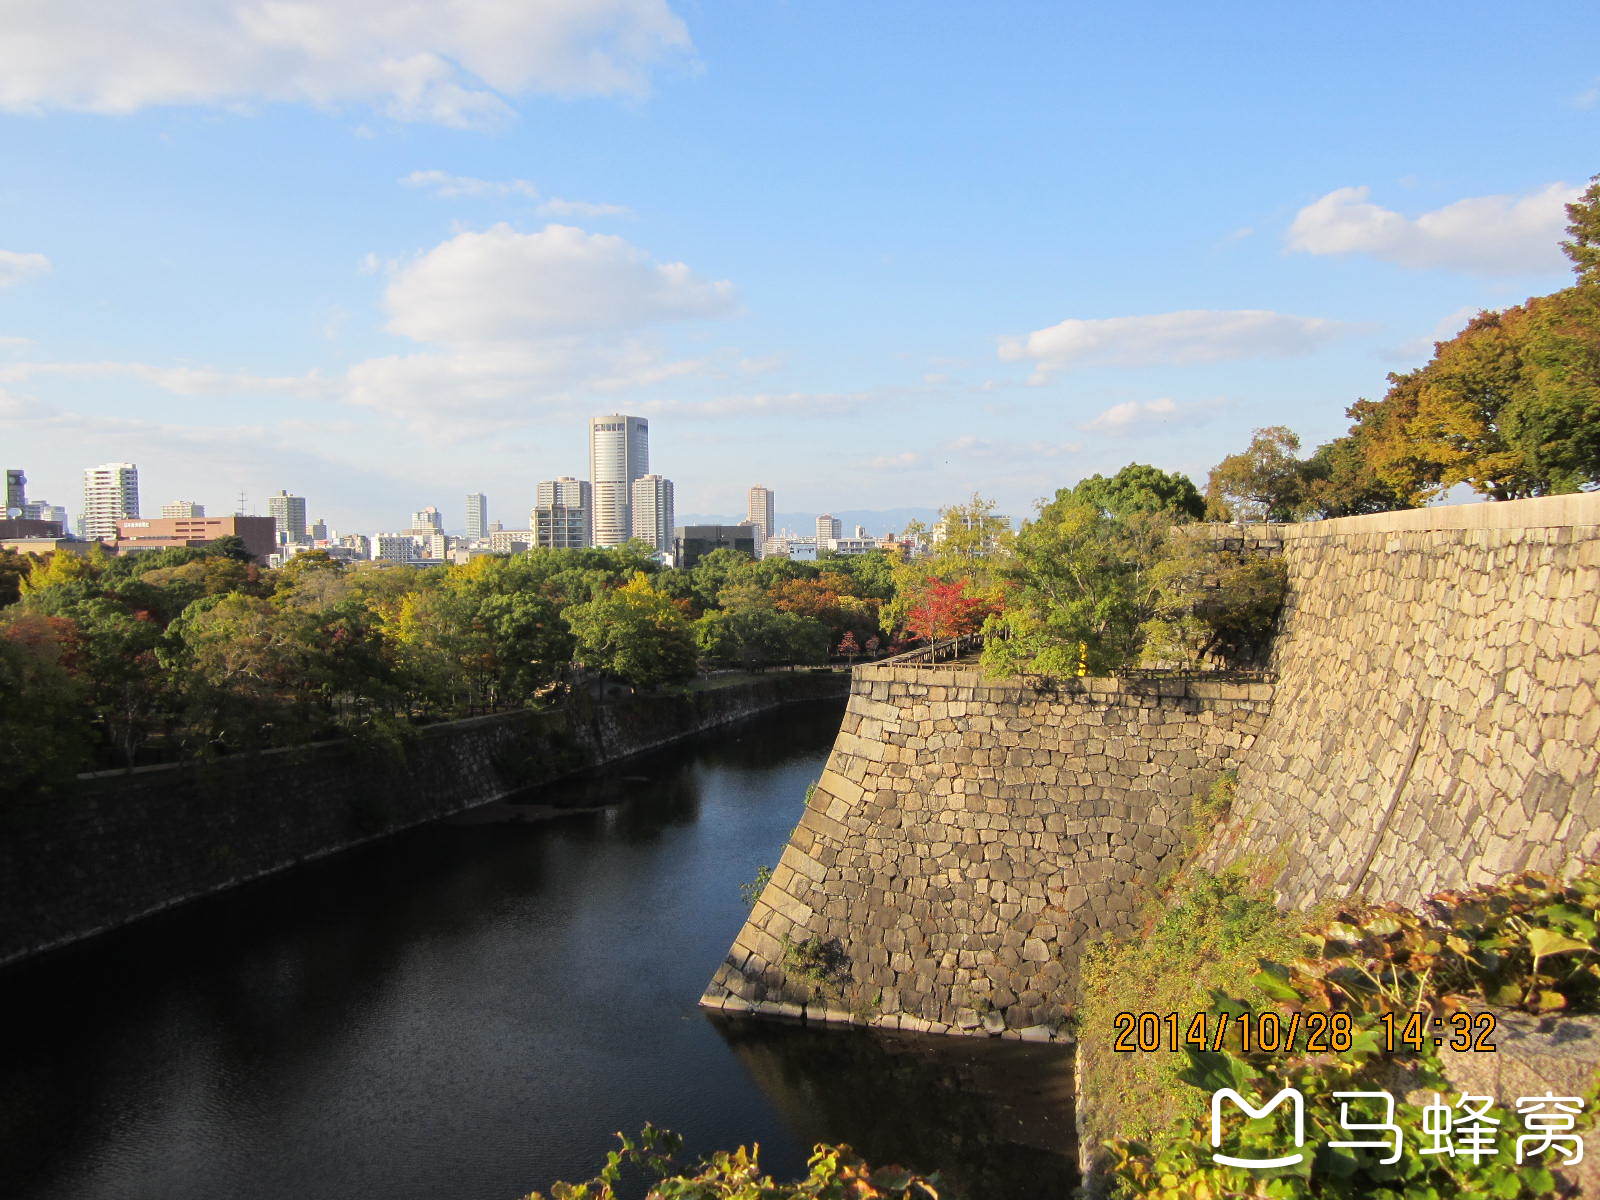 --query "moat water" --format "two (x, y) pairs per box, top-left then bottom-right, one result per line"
(0, 700), (1075, 1200)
